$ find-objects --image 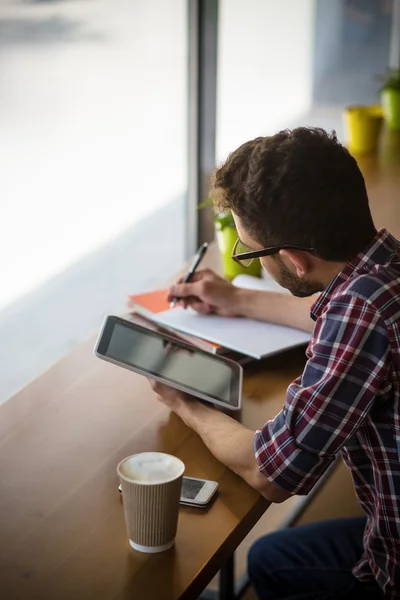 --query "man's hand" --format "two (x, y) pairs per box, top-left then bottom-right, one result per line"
(148, 378), (194, 423)
(147, 379), (291, 503)
(167, 267), (316, 333)
(167, 269), (241, 317)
